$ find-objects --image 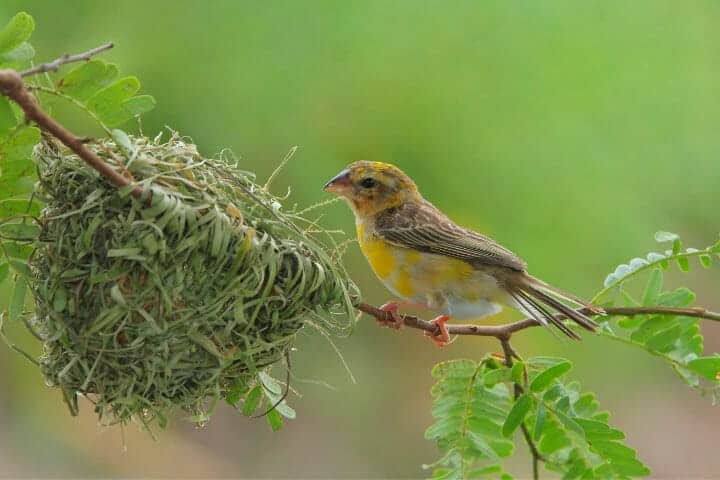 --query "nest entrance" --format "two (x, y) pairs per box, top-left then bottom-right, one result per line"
(28, 133), (355, 427)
